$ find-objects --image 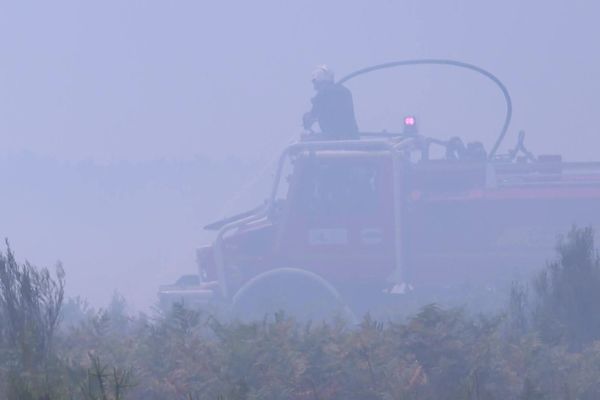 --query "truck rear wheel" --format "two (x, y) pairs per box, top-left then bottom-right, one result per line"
(230, 268), (355, 323)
